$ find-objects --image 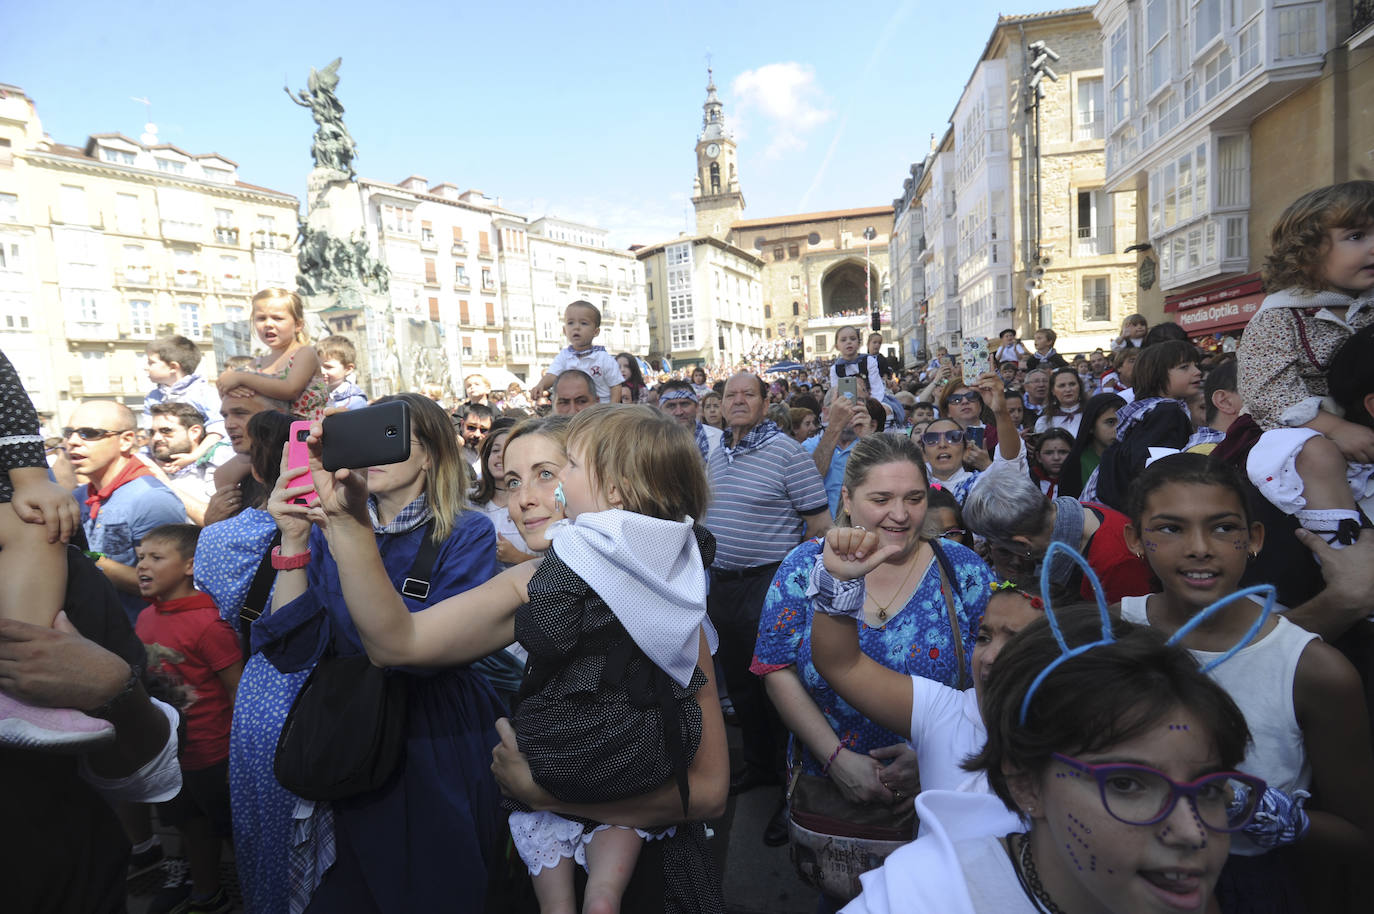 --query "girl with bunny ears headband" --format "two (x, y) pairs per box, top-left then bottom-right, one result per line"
(1120, 452), (1374, 909)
